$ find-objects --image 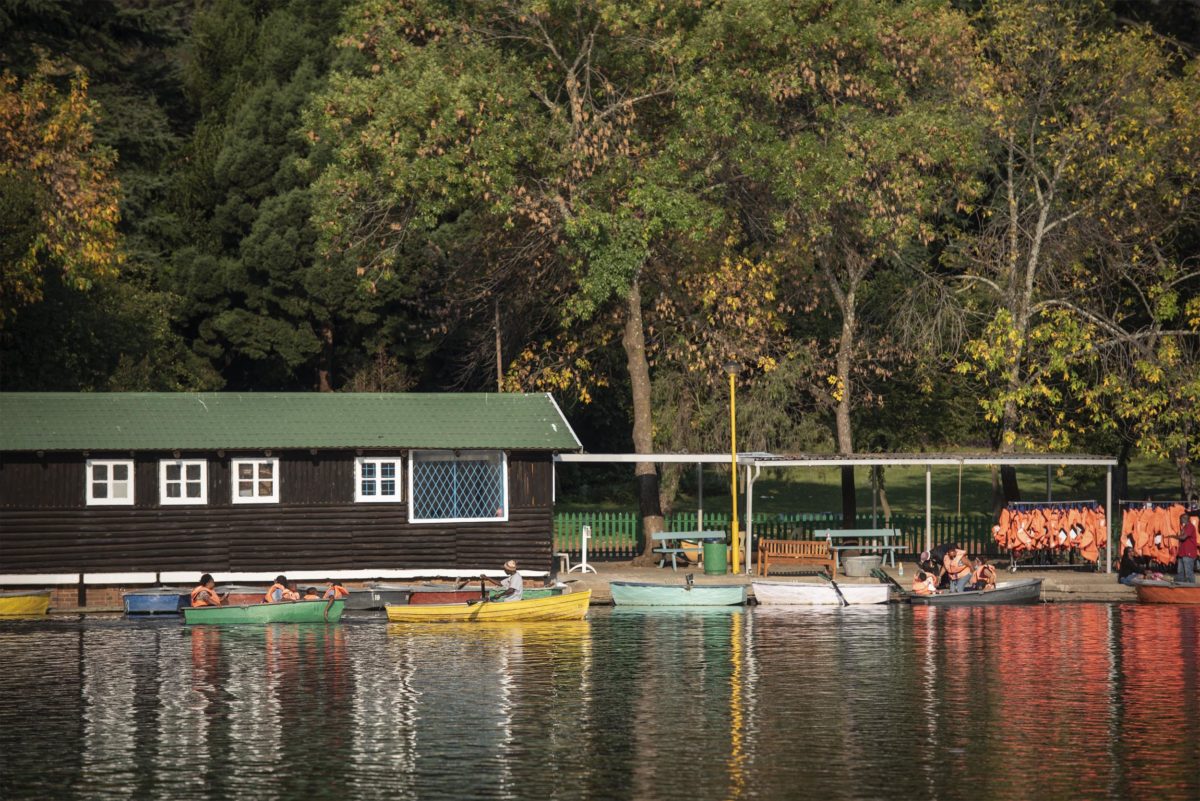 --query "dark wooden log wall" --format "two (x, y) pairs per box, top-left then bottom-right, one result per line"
(0, 450), (554, 573)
